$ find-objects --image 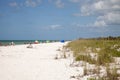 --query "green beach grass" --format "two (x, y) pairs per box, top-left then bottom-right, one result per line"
(66, 39), (120, 65)
(65, 37), (120, 79)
